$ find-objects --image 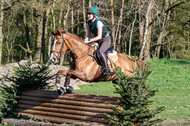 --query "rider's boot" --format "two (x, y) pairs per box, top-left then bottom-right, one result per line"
(100, 53), (111, 76)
